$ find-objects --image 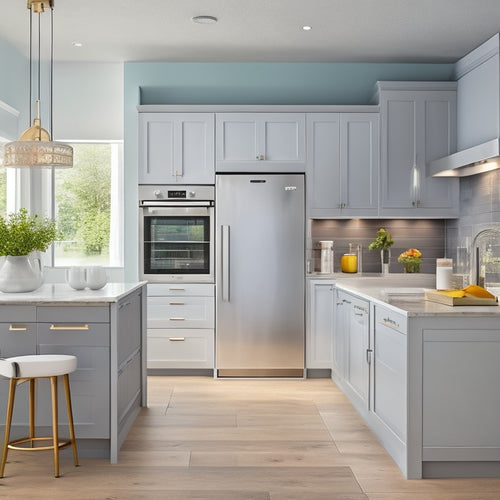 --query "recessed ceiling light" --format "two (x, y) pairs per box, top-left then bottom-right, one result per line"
(191, 15), (218, 25)
(72, 41), (83, 47)
(302, 25), (312, 31)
